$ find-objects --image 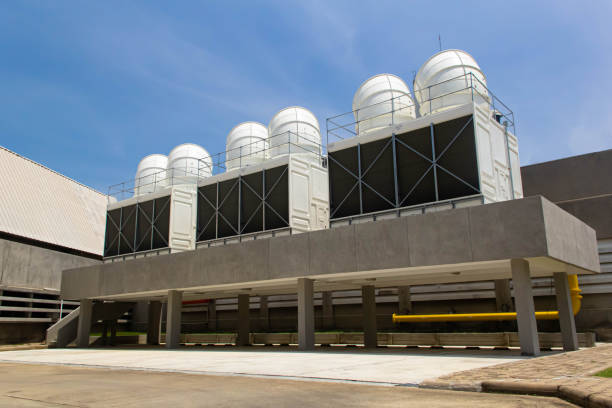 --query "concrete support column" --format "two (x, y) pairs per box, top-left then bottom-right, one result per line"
(165, 290), (183, 349)
(362, 285), (377, 349)
(259, 296), (270, 331)
(297, 278), (315, 350)
(237, 294), (250, 346)
(494, 279), (514, 312)
(554, 272), (579, 351)
(398, 286), (412, 315)
(109, 320), (117, 346)
(322, 291), (334, 330)
(208, 299), (217, 331)
(511, 259), (540, 356)
(147, 301), (162, 345)
(76, 299), (93, 348)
